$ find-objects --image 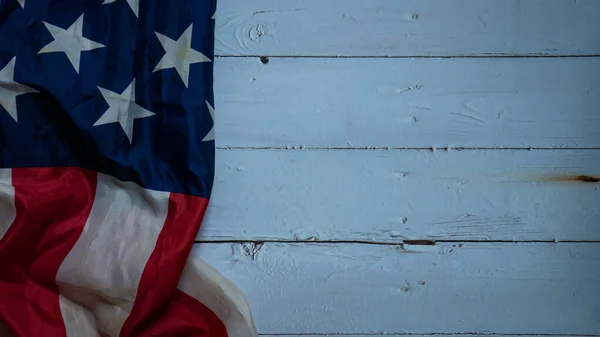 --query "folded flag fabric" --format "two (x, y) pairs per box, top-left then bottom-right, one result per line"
(0, 0), (256, 336)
